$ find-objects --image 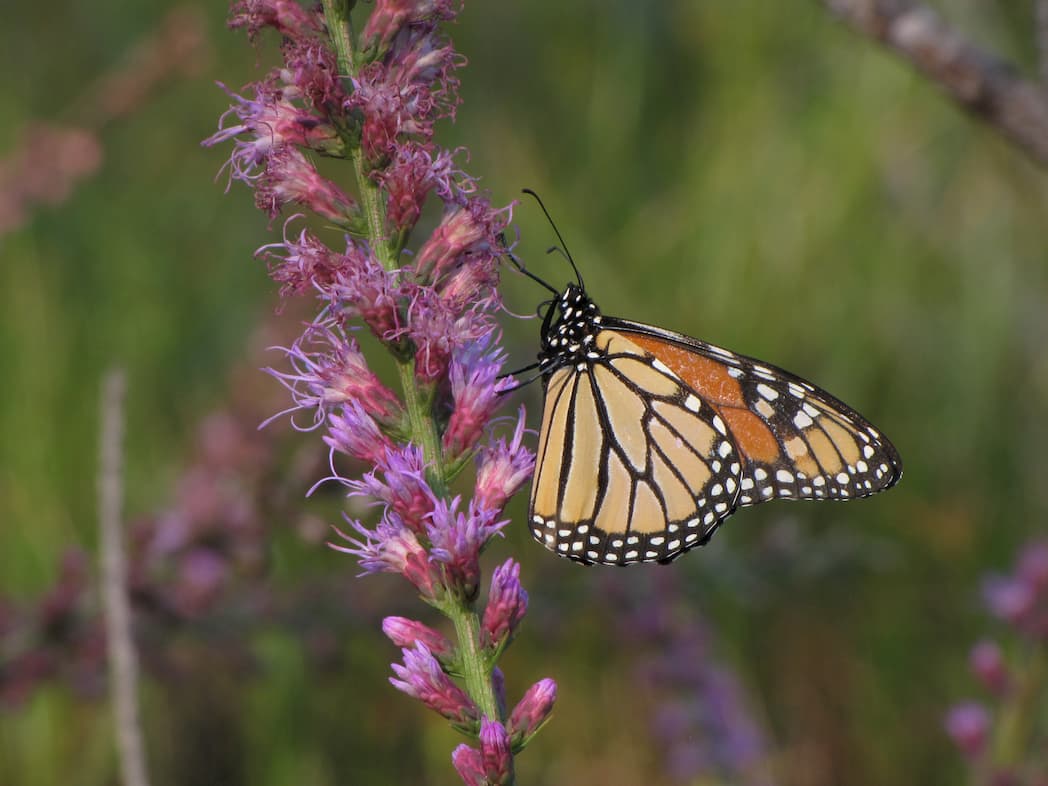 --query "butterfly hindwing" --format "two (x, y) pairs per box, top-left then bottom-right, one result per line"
(529, 329), (742, 565)
(605, 319), (903, 506)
